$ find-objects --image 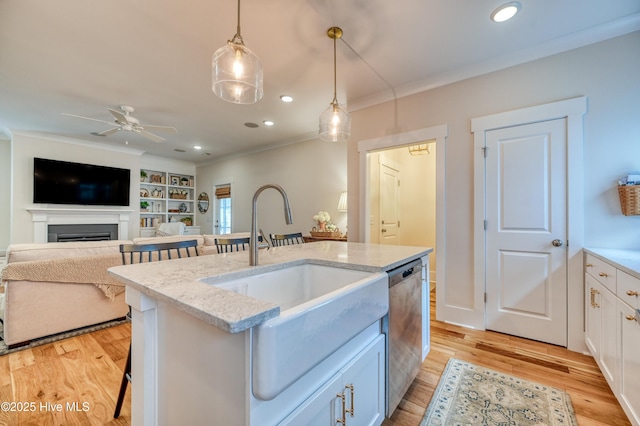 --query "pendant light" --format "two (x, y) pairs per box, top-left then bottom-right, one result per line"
(211, 0), (263, 104)
(319, 27), (351, 142)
